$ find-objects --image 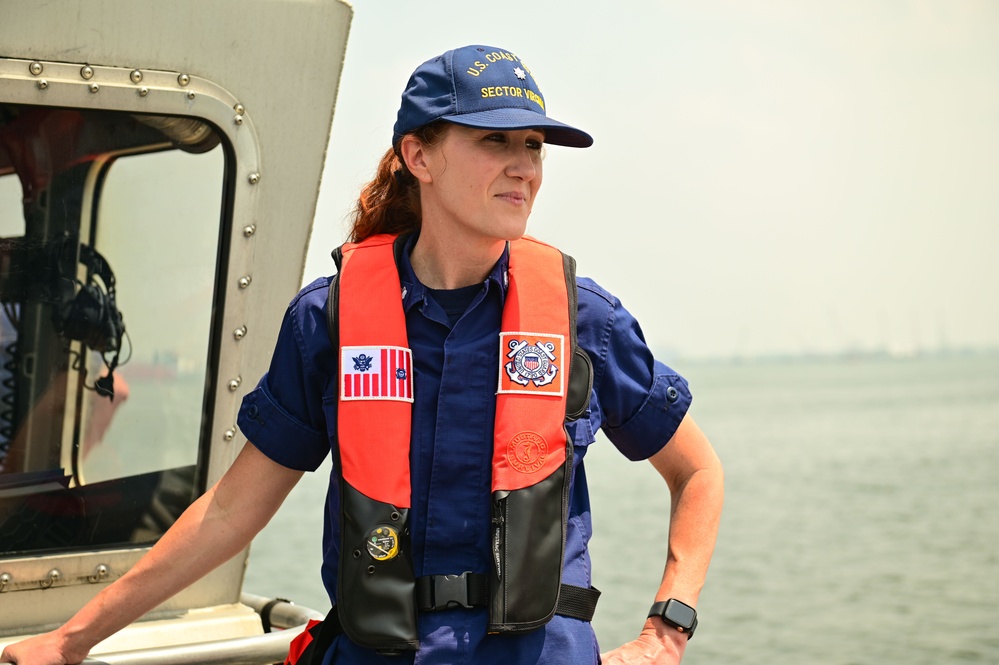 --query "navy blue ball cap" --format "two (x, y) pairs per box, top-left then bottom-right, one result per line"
(393, 45), (593, 148)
